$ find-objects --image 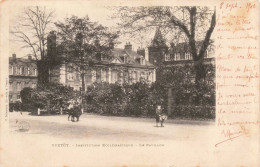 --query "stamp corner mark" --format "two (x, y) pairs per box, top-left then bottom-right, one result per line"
(17, 121), (30, 132)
